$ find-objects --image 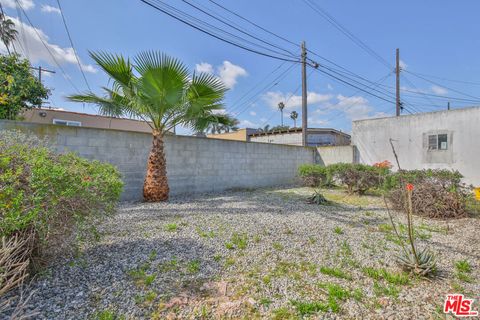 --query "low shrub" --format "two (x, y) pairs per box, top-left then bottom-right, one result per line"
(298, 164), (328, 187)
(0, 130), (123, 294)
(298, 163), (389, 193)
(333, 163), (386, 195)
(386, 169), (470, 219)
